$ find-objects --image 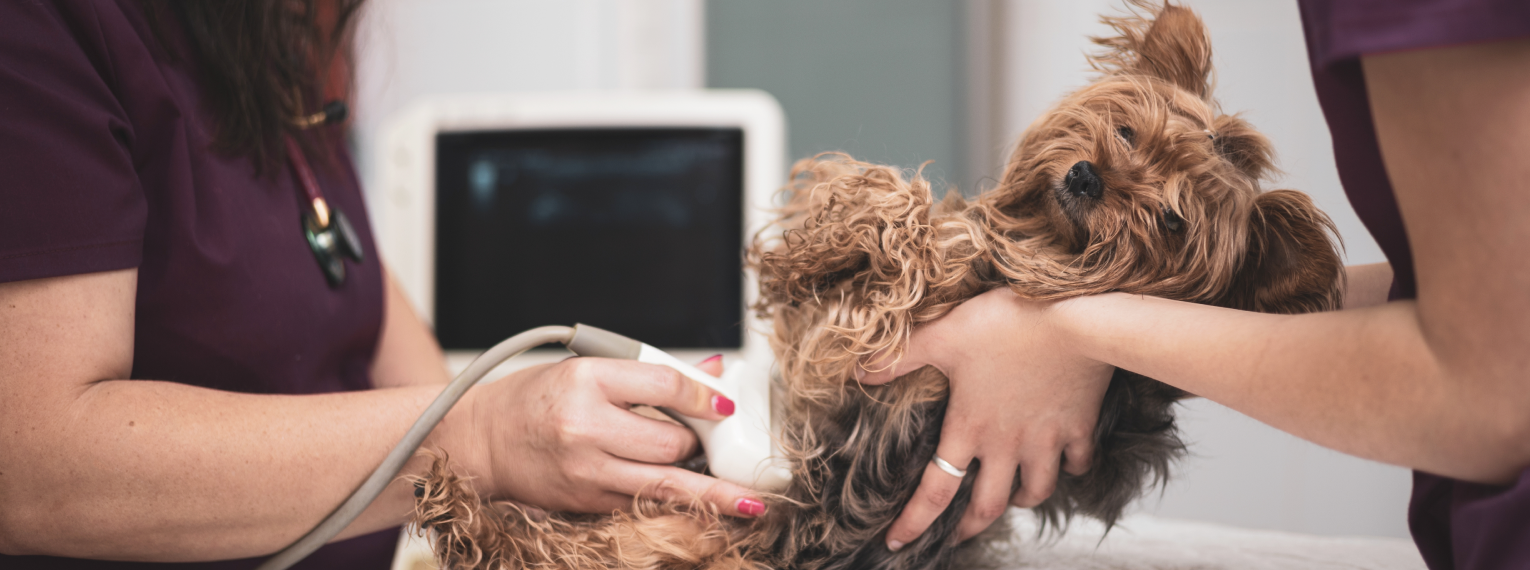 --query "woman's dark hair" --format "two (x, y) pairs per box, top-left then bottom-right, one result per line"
(146, 0), (366, 173)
